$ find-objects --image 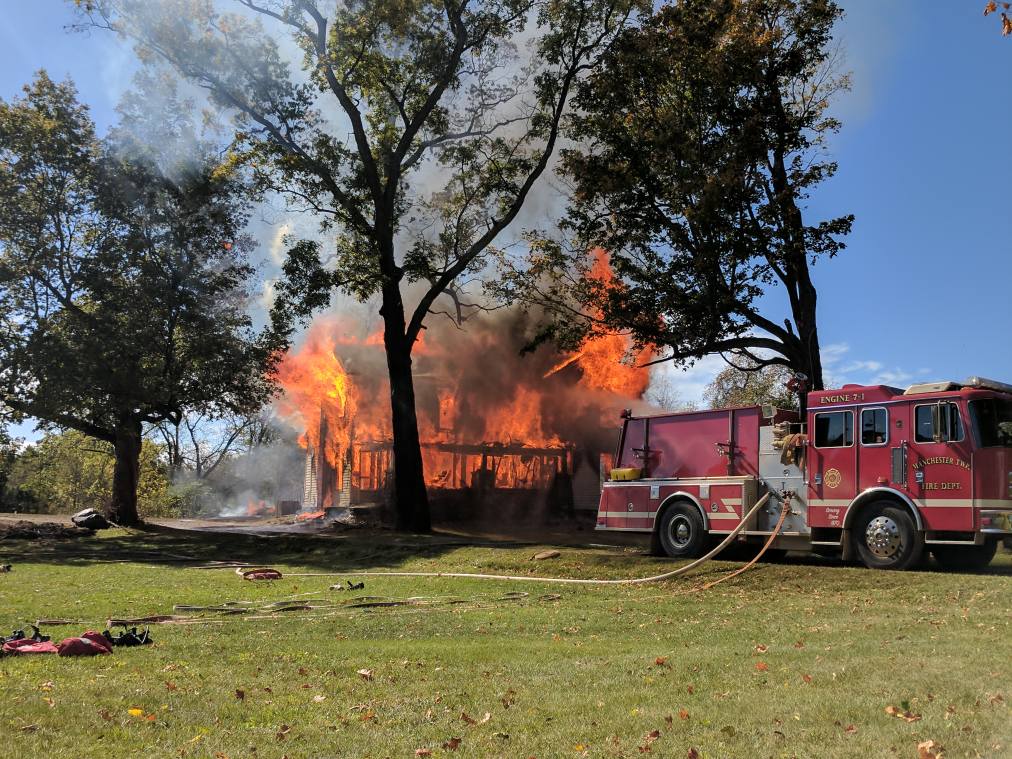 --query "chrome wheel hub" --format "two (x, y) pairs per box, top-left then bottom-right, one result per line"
(670, 516), (692, 547)
(866, 516), (901, 558)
